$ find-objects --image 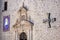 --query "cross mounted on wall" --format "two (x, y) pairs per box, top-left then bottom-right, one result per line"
(43, 13), (56, 28)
